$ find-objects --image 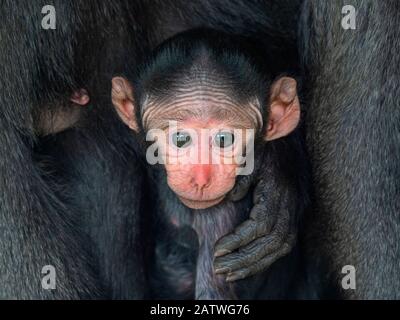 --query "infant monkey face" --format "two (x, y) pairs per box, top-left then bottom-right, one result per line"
(157, 120), (254, 209)
(112, 69), (300, 210)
